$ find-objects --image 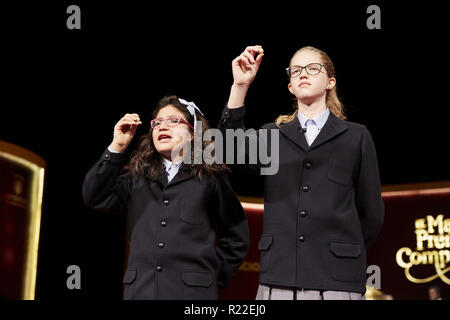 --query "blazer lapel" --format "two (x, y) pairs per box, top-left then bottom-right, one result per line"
(309, 112), (348, 150)
(151, 164), (194, 190)
(279, 112), (348, 152)
(167, 164), (193, 187)
(279, 116), (309, 152)
(154, 170), (169, 188)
